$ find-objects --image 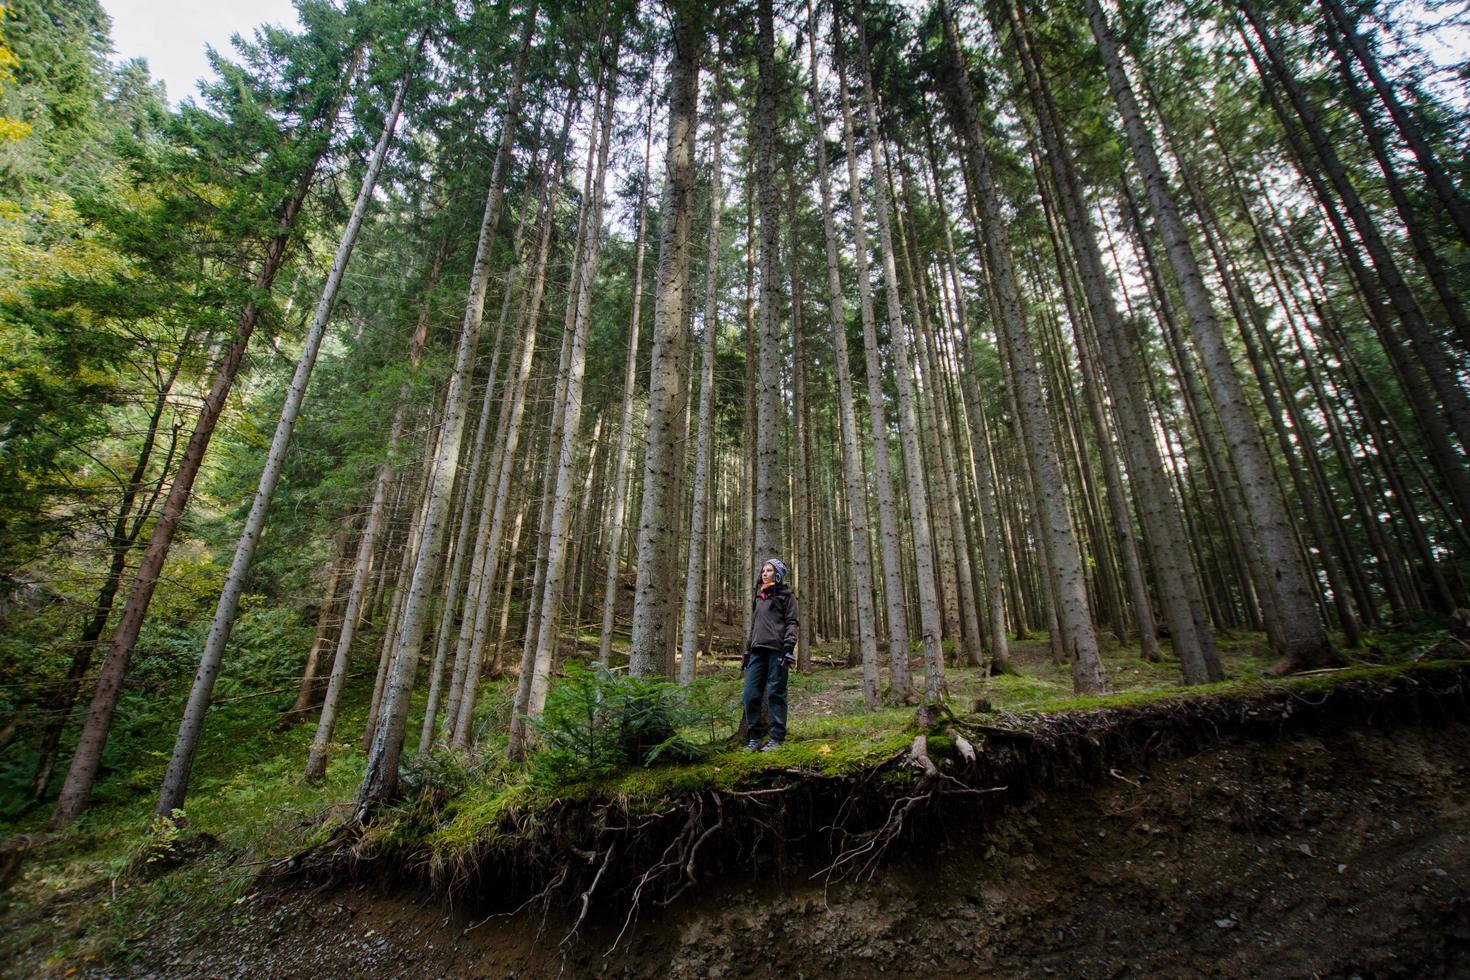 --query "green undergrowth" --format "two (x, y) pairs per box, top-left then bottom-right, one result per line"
(424, 724), (917, 865)
(1, 674), (380, 974)
(406, 630), (1465, 870)
(4, 624), (1461, 975)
